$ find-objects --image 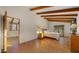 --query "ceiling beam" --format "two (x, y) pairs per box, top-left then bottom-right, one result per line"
(44, 18), (75, 19)
(30, 6), (52, 11)
(47, 19), (72, 23)
(37, 7), (79, 14)
(41, 14), (77, 17)
(47, 18), (73, 23)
